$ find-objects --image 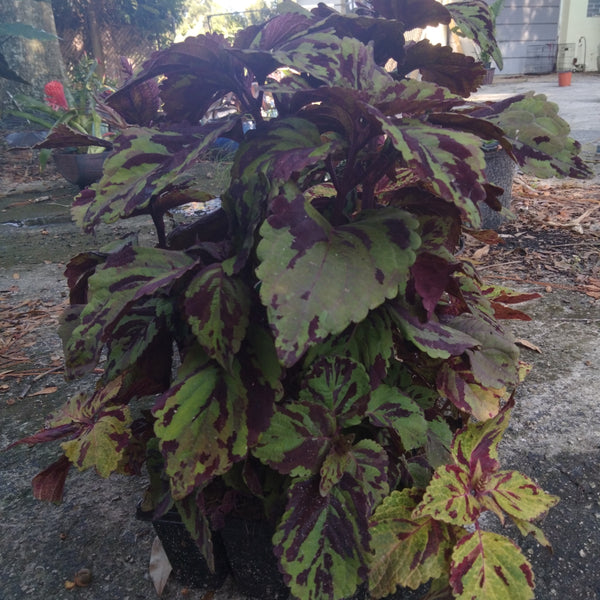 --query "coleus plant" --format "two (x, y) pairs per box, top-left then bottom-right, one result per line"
(11, 0), (590, 599)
